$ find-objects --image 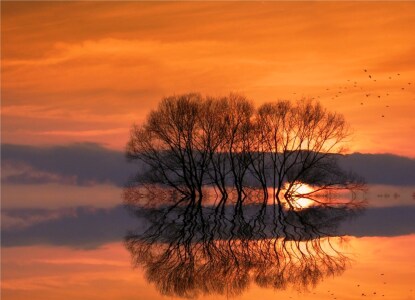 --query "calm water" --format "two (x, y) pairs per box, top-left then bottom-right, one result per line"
(2, 185), (415, 300)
